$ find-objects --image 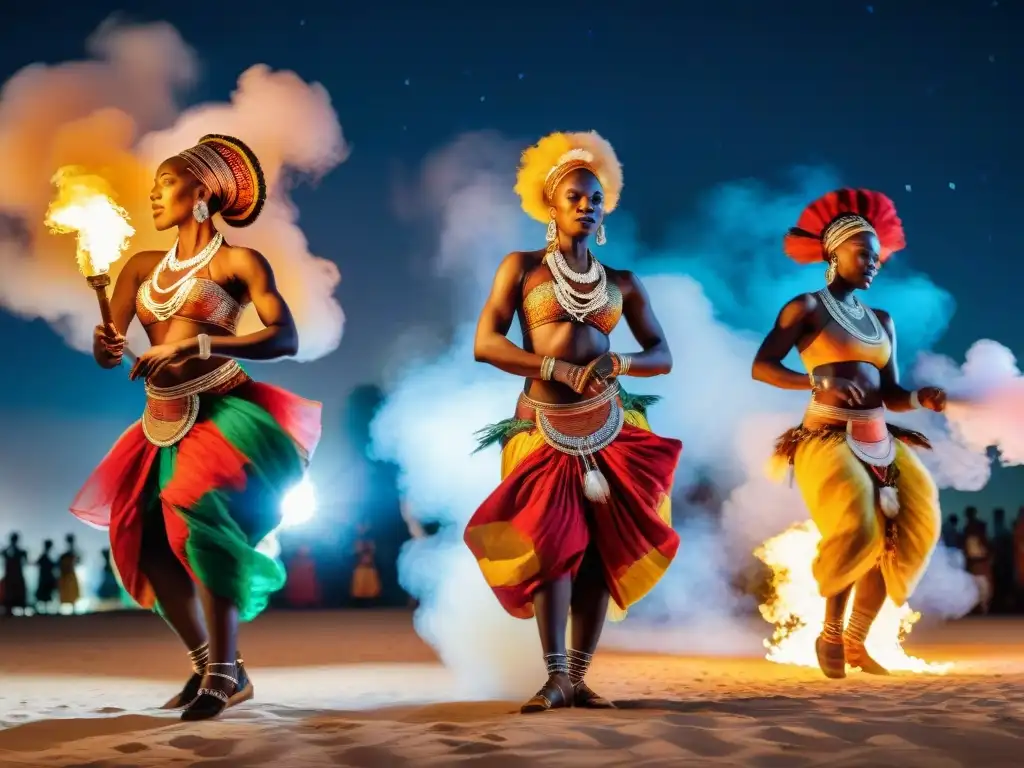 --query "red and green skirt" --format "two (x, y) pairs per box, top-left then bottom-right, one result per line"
(70, 380), (322, 622)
